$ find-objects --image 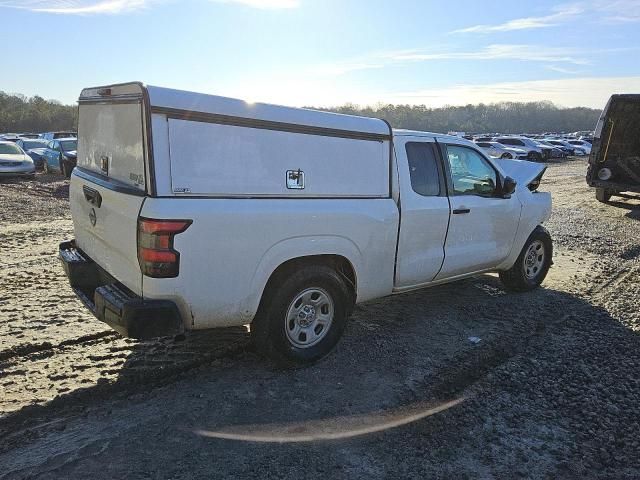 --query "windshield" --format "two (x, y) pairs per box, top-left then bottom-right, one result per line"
(60, 140), (77, 152)
(23, 140), (47, 149)
(0, 143), (22, 155)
